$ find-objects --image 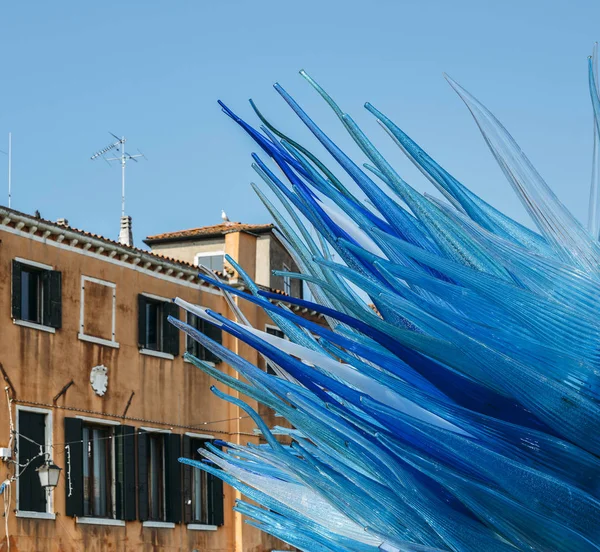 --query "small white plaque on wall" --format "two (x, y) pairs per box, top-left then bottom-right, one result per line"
(90, 365), (108, 396)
